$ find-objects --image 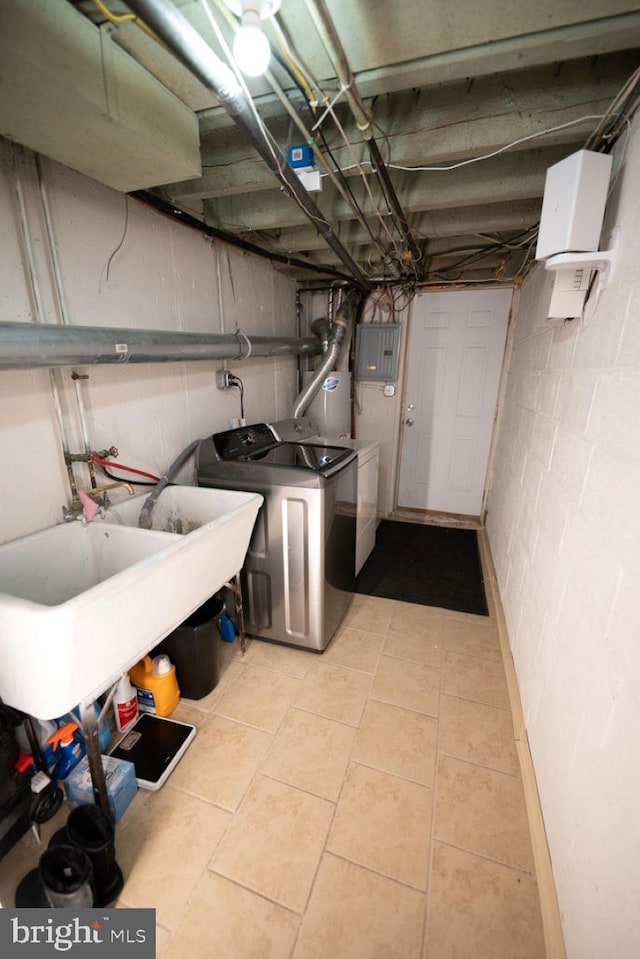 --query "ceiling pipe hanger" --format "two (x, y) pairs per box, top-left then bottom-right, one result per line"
(125, 0), (371, 291)
(302, 0), (422, 272)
